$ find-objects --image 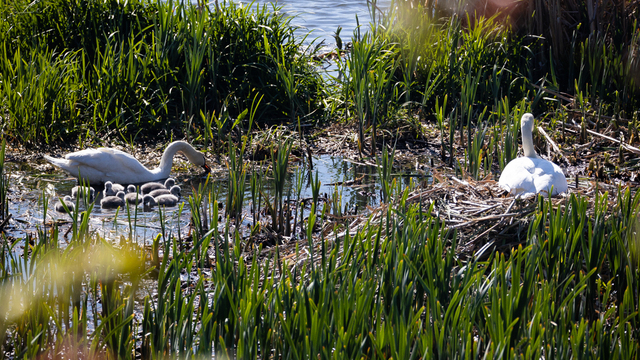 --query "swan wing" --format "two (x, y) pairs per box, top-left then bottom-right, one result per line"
(531, 159), (568, 195)
(63, 147), (154, 184)
(499, 158), (537, 195)
(94, 148), (152, 174)
(66, 148), (147, 174)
